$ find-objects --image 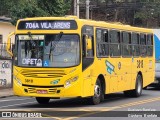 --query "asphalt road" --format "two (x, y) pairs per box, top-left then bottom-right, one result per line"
(0, 87), (160, 120)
